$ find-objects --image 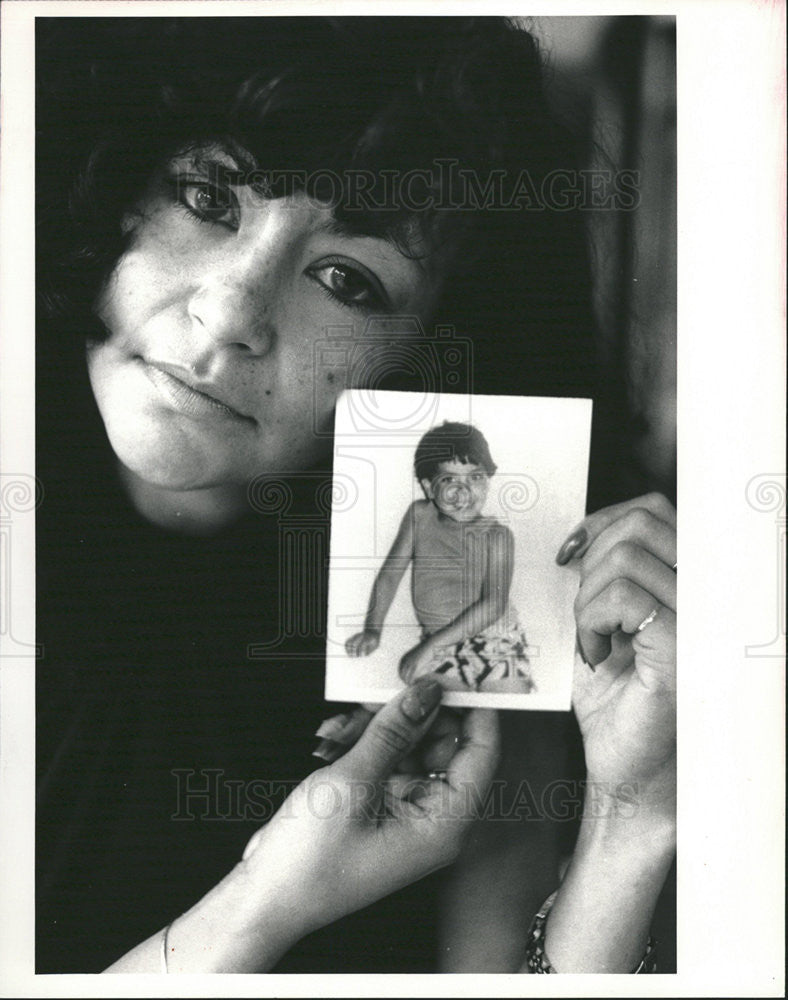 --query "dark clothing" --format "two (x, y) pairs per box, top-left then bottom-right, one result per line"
(34, 331), (673, 974)
(35, 358), (438, 972)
